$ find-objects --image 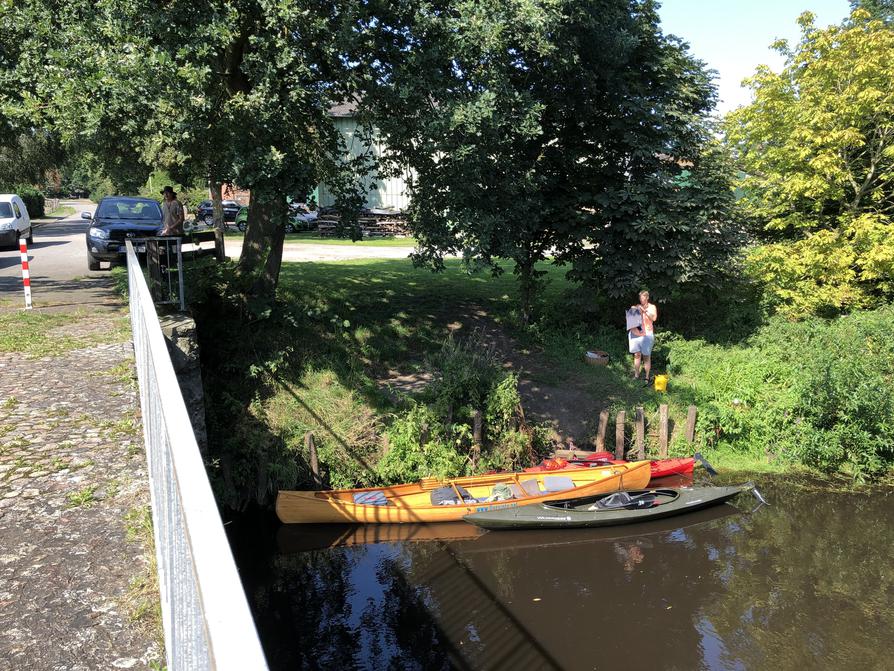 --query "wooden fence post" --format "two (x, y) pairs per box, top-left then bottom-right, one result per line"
(595, 409), (609, 451)
(614, 411), (626, 460)
(471, 410), (483, 468)
(635, 406), (645, 460)
(658, 404), (669, 458)
(306, 431), (322, 490)
(685, 405), (697, 443)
